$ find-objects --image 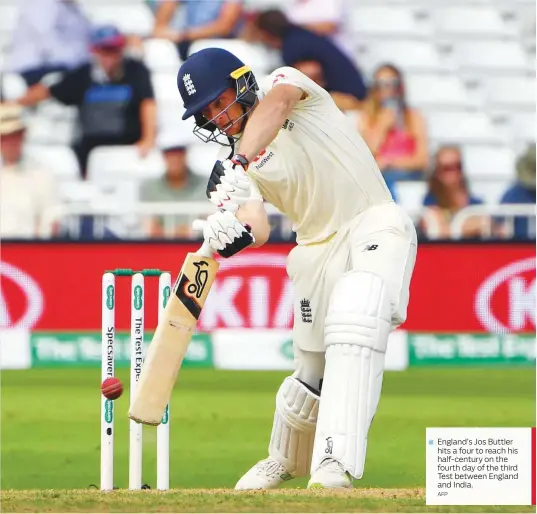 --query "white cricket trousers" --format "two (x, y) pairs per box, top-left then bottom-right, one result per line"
(286, 201), (418, 387)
